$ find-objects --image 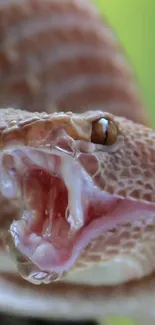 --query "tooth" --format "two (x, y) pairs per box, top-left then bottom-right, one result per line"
(10, 219), (26, 245)
(6, 149), (27, 175)
(61, 159), (84, 231)
(43, 187), (57, 239)
(0, 170), (18, 198)
(0, 154), (20, 199)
